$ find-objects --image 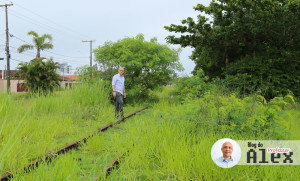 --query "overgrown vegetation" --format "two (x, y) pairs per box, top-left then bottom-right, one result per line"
(17, 58), (60, 94)
(0, 81), (117, 175)
(2, 1), (299, 180)
(165, 0), (300, 99)
(94, 34), (183, 103)
(172, 69), (211, 102)
(8, 85), (299, 180)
